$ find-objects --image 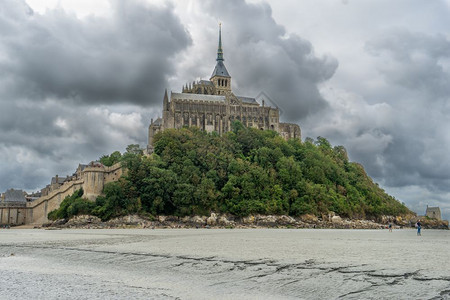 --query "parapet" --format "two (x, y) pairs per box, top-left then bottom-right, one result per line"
(279, 123), (301, 140)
